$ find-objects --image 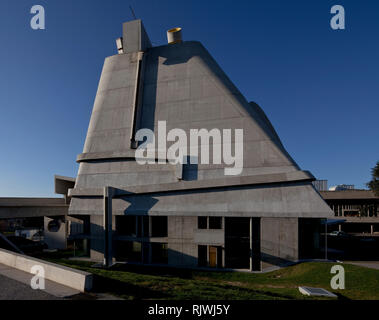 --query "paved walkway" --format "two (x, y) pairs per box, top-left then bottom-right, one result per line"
(345, 261), (379, 270)
(0, 274), (61, 300)
(0, 263), (123, 300)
